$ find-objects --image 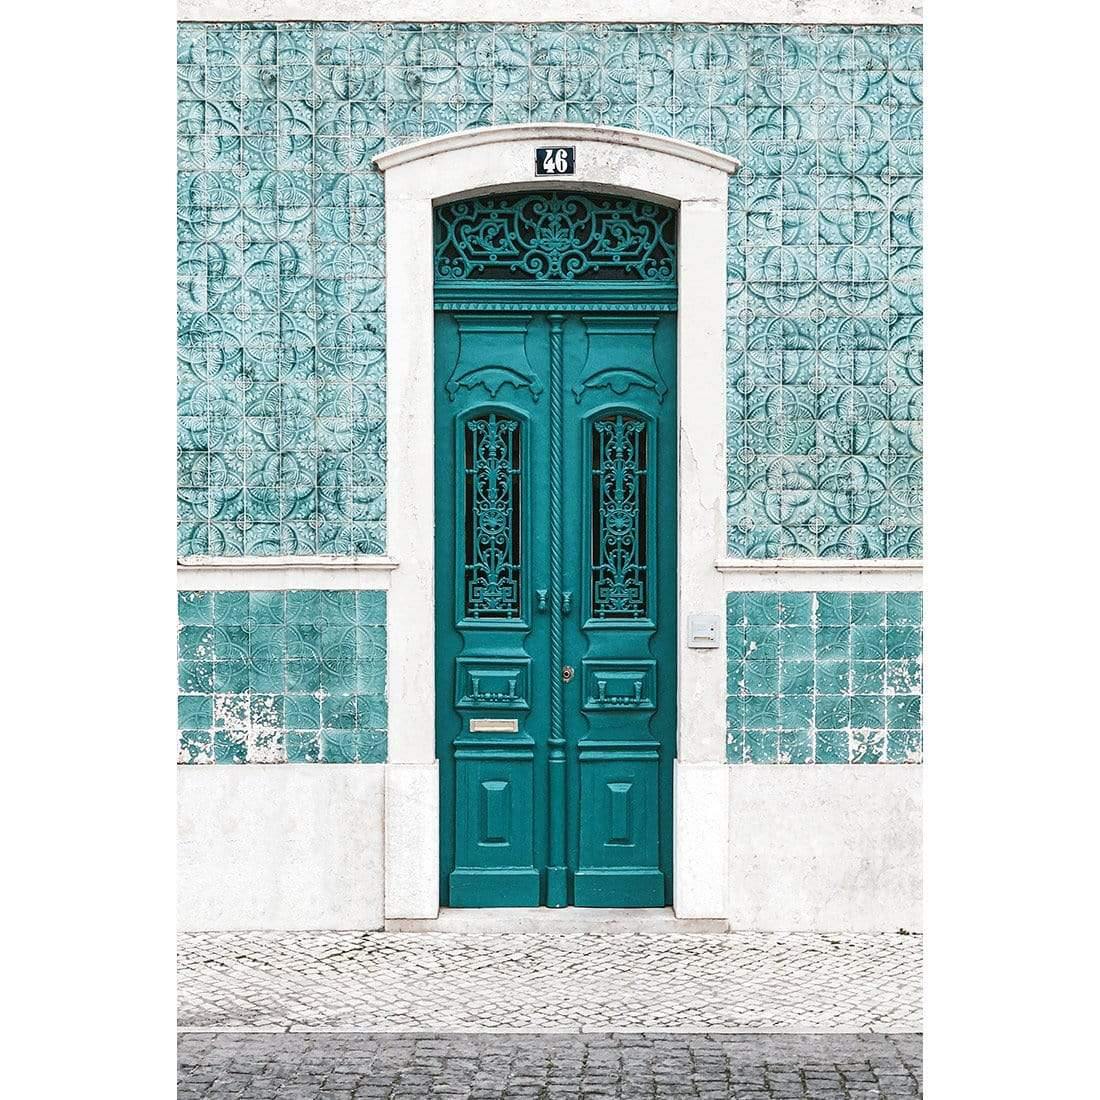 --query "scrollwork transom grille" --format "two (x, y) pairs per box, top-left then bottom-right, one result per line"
(435, 192), (676, 284)
(591, 414), (649, 620)
(464, 413), (522, 619)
